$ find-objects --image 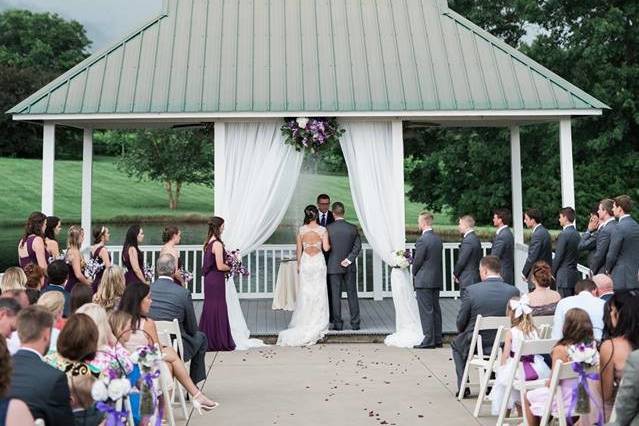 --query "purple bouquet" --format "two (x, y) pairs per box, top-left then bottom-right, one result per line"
(179, 268), (193, 283)
(143, 265), (154, 282)
(281, 117), (345, 154)
(392, 249), (414, 269)
(84, 257), (104, 280)
(225, 250), (249, 279)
